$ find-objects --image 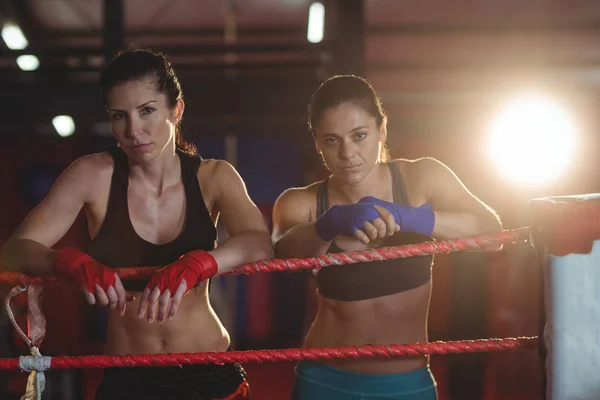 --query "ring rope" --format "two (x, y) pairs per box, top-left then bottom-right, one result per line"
(0, 227), (534, 399)
(2, 337), (538, 371)
(0, 228), (530, 286)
